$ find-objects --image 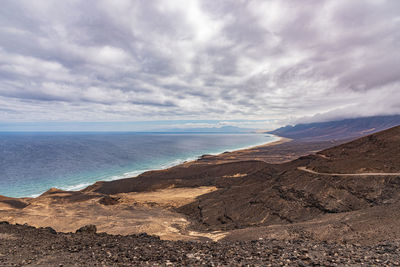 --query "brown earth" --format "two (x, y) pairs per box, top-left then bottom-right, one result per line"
(0, 186), (223, 241)
(178, 126), (400, 244)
